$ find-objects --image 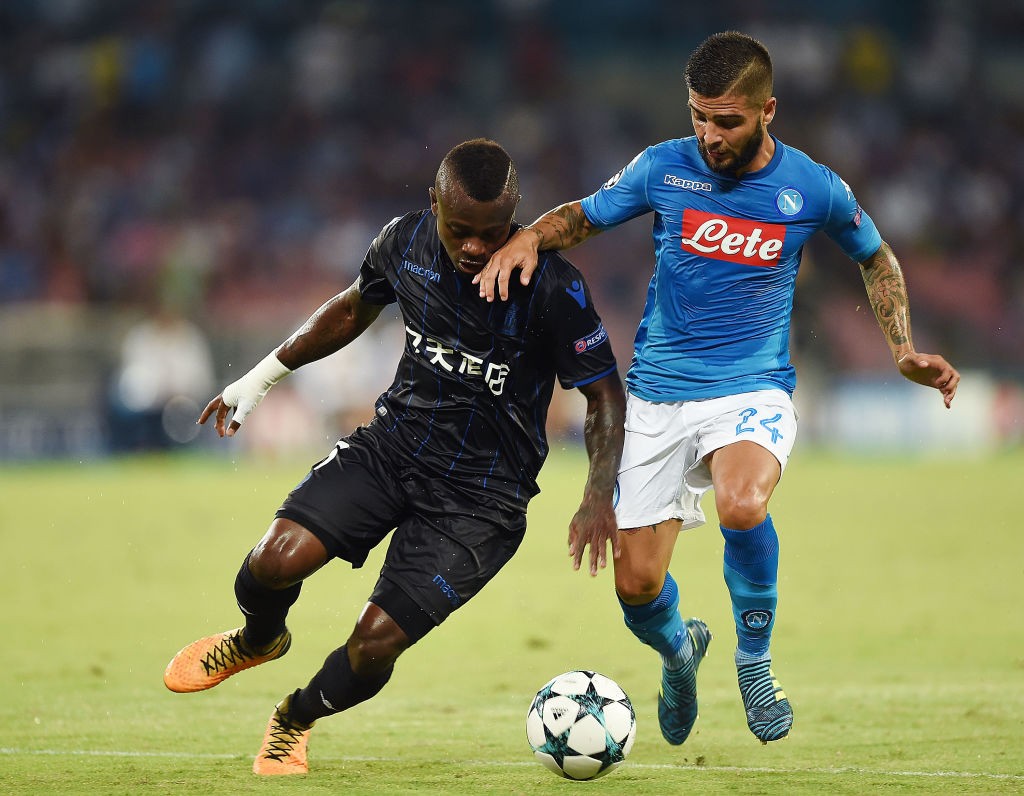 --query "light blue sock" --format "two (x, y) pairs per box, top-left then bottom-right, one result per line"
(721, 515), (779, 660)
(618, 572), (690, 668)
